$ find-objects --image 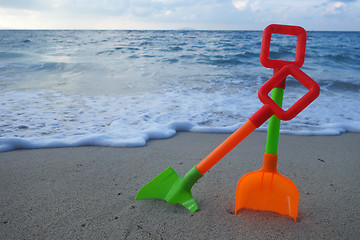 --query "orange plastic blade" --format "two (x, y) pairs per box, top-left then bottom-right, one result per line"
(235, 154), (299, 221)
